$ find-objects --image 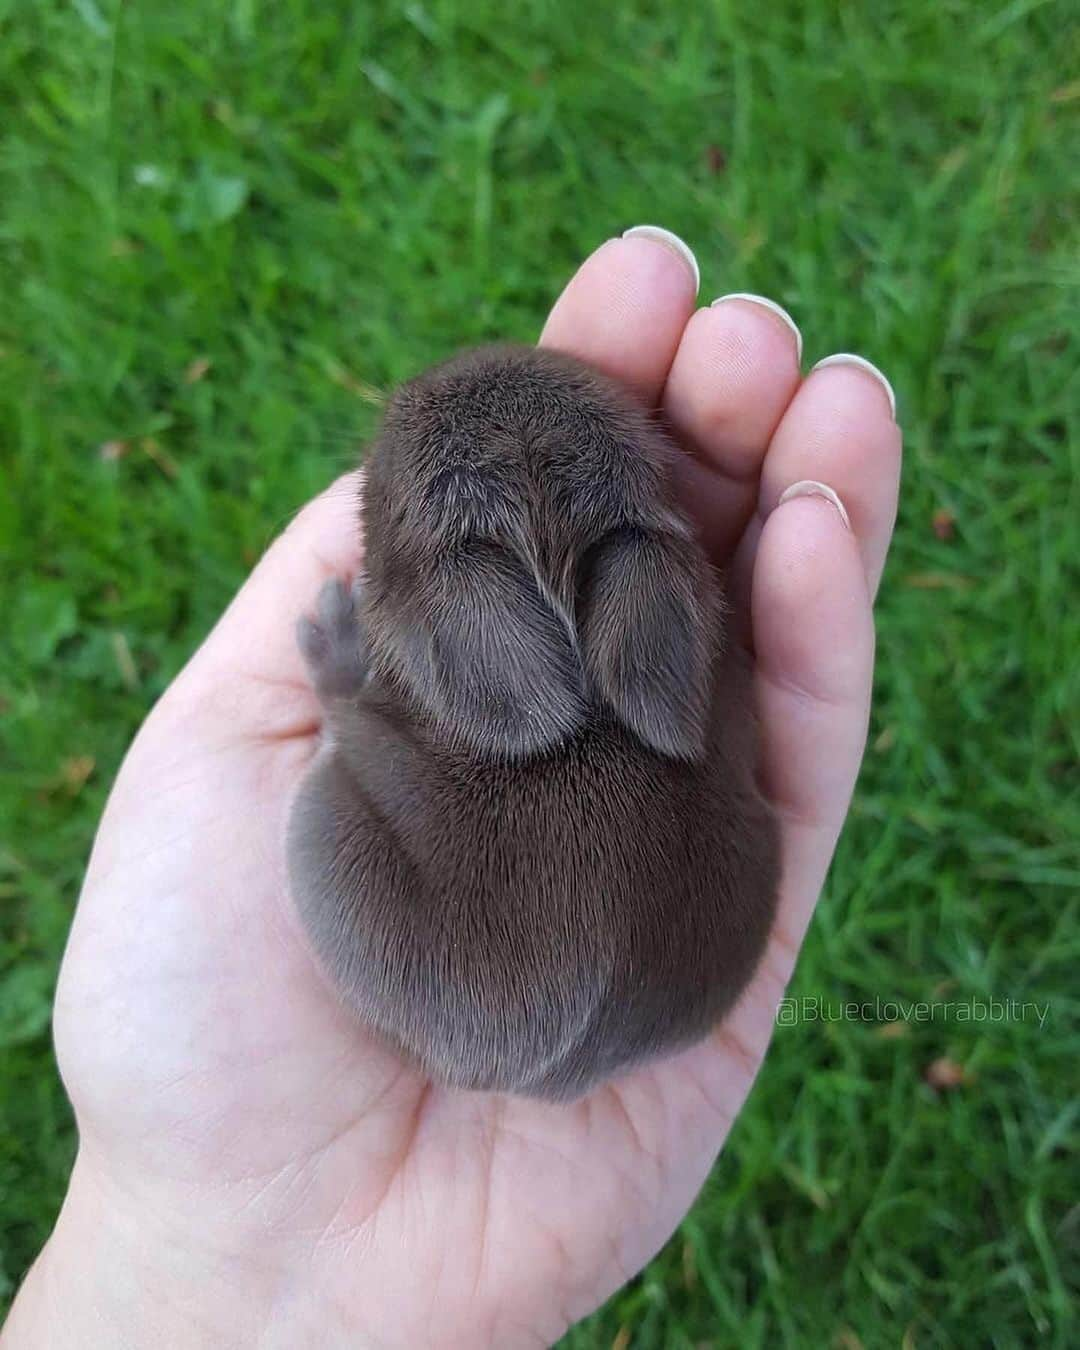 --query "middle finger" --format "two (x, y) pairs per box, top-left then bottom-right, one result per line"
(664, 294), (804, 564)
